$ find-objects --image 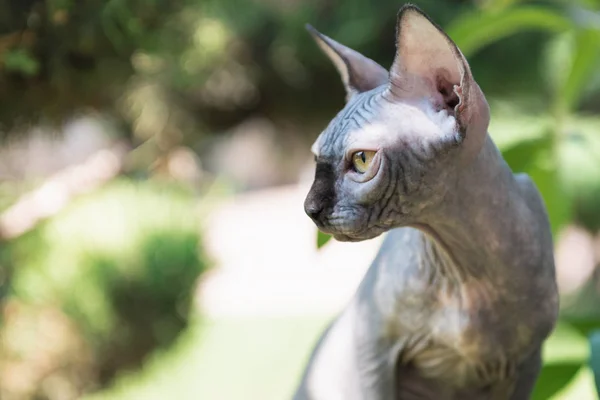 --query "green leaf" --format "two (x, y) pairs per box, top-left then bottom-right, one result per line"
(501, 134), (552, 173)
(316, 230), (332, 249)
(558, 127), (600, 231)
(543, 321), (590, 364)
(2, 49), (40, 76)
(528, 165), (572, 237)
(555, 29), (600, 114)
(447, 6), (572, 57)
(501, 124), (571, 237)
(532, 361), (583, 400)
(590, 330), (600, 397)
(560, 280), (600, 328)
(482, 0), (526, 12)
(524, 143), (572, 238)
(490, 111), (553, 150)
(493, 114), (571, 237)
